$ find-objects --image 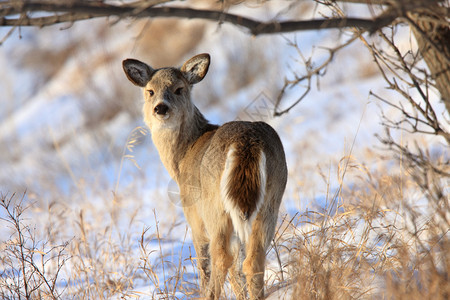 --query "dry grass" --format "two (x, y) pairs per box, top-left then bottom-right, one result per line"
(1, 141), (447, 299)
(261, 145), (449, 299)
